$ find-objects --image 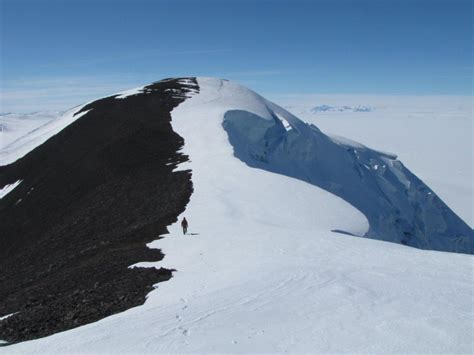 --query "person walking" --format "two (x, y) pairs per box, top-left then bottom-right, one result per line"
(181, 217), (188, 235)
